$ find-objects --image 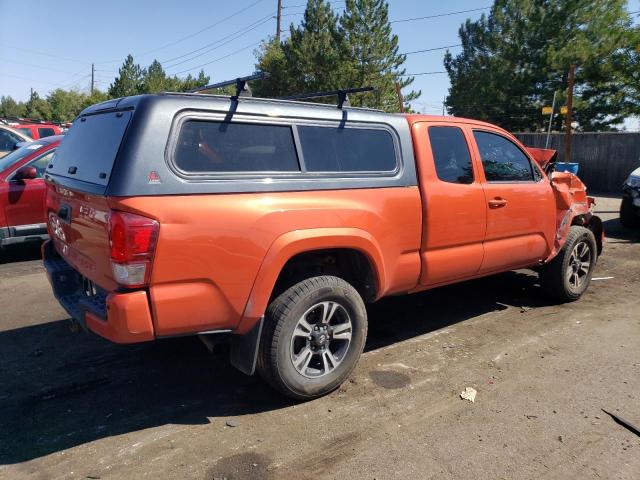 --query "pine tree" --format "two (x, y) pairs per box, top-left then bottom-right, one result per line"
(108, 55), (144, 98)
(25, 91), (52, 120)
(255, 0), (343, 98)
(339, 0), (420, 111)
(176, 70), (210, 92)
(444, 0), (640, 131)
(142, 60), (170, 93)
